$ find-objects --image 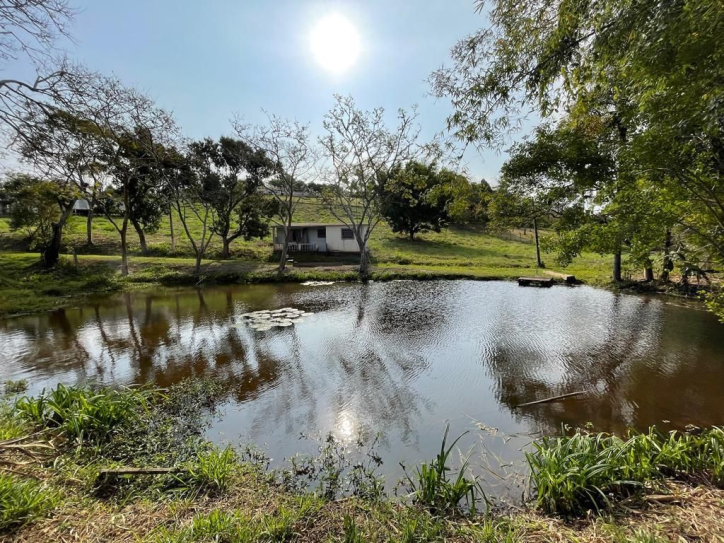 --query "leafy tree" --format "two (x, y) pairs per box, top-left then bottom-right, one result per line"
(447, 178), (492, 225)
(432, 0), (724, 285)
(0, 173), (77, 252)
(195, 136), (277, 258)
(379, 161), (462, 240)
